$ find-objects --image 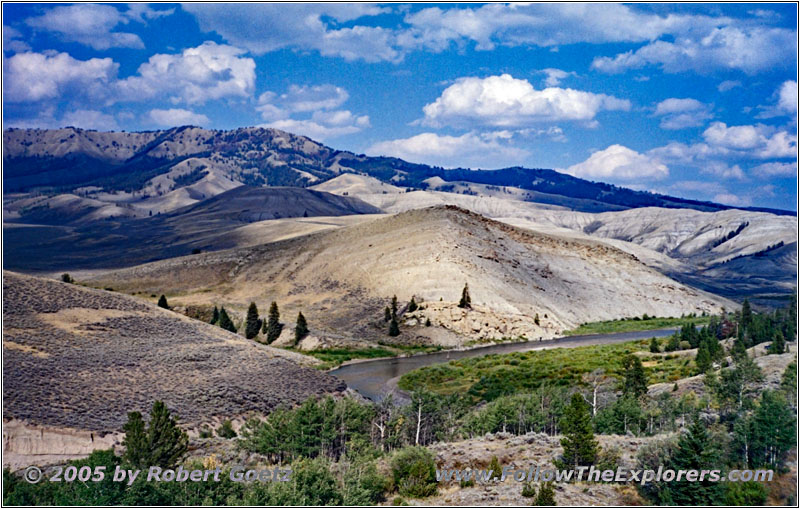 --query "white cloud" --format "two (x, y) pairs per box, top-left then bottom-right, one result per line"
(701, 162), (746, 180)
(703, 121), (796, 158)
(3, 50), (118, 103)
(3, 25), (31, 53)
(421, 74), (630, 128)
(713, 193), (752, 207)
(366, 132), (530, 169)
(148, 108), (210, 127)
(751, 161), (797, 178)
(540, 68), (575, 87)
(25, 4), (174, 51)
(61, 109), (119, 130)
(279, 85), (349, 113)
(183, 4), (398, 62)
(592, 26), (796, 75)
(653, 98), (712, 129)
(777, 80), (798, 114)
(116, 42), (255, 105)
(264, 118), (364, 141)
(563, 144), (669, 181)
(717, 80), (742, 92)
